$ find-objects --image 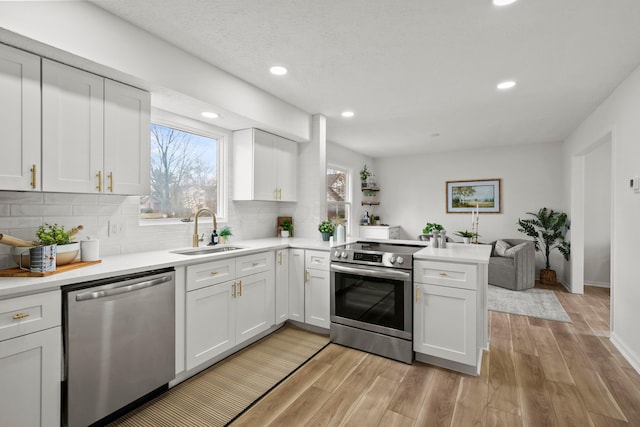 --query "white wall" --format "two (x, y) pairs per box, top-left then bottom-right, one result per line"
(563, 62), (640, 372)
(584, 140), (612, 287)
(374, 143), (565, 274)
(327, 141), (374, 237)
